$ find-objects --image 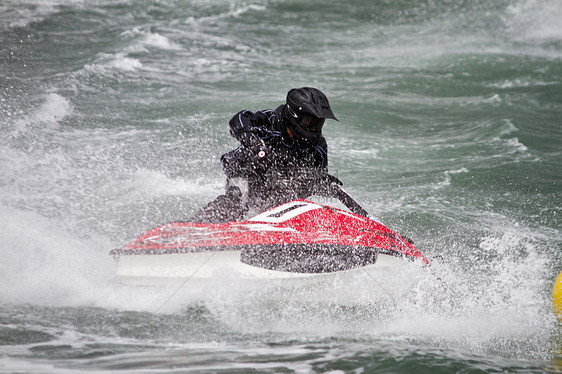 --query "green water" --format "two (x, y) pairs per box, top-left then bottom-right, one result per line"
(1, 0), (561, 372)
